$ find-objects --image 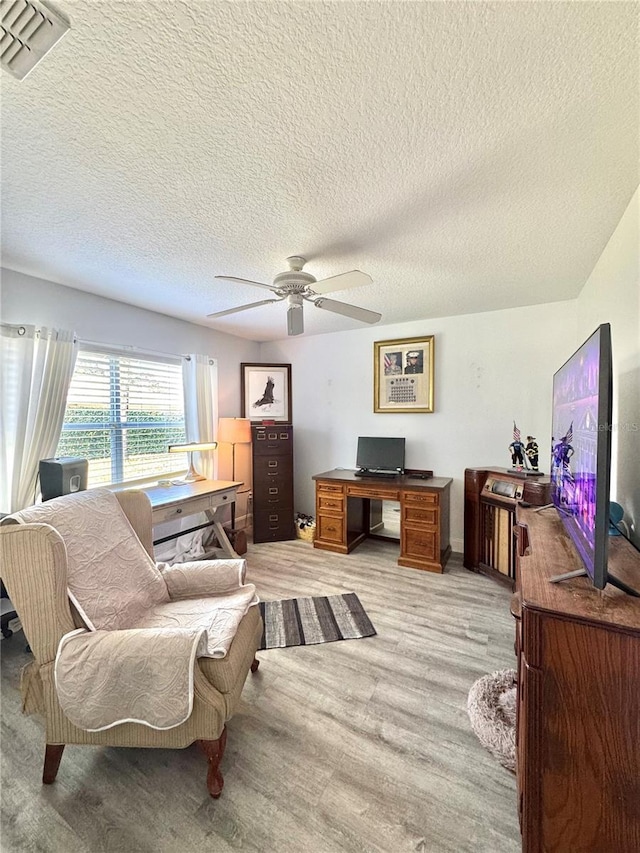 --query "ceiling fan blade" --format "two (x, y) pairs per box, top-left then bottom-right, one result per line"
(287, 303), (304, 336)
(311, 270), (372, 295)
(214, 276), (278, 293)
(207, 297), (284, 319)
(314, 297), (382, 325)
